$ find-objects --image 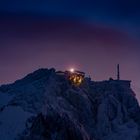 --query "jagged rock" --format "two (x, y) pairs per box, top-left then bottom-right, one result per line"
(21, 112), (90, 140)
(0, 68), (140, 140)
